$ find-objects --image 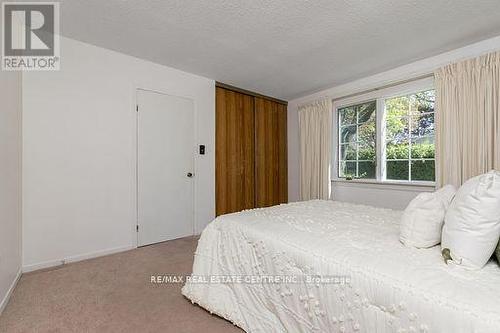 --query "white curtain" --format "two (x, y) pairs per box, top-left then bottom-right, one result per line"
(298, 99), (332, 200)
(435, 51), (500, 187)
